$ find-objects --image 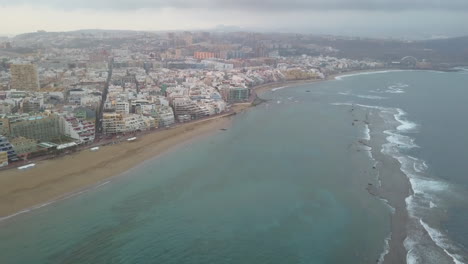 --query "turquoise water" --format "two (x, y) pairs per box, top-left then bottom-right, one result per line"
(0, 81), (390, 263)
